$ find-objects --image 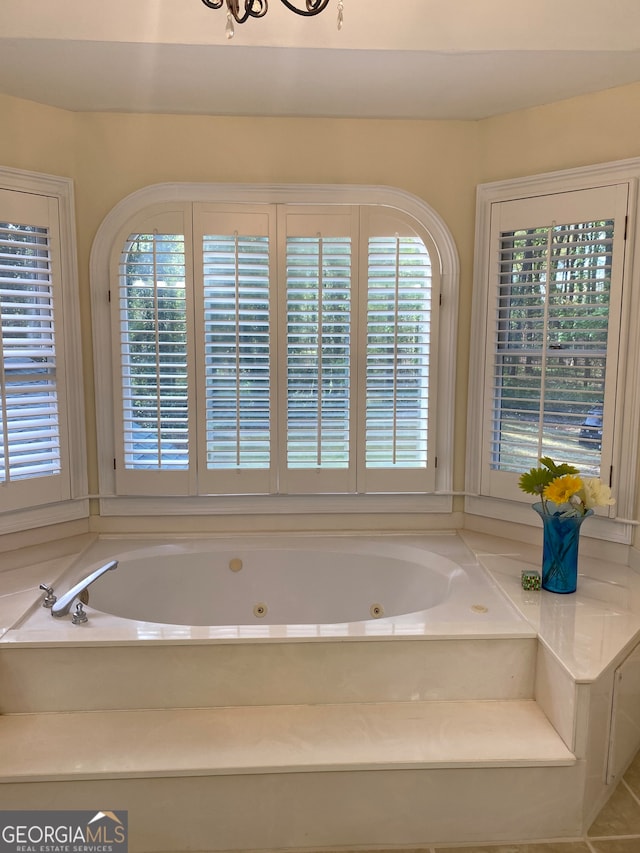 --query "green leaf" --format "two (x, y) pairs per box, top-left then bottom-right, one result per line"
(519, 457), (581, 496)
(518, 467), (554, 495)
(539, 456), (579, 477)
